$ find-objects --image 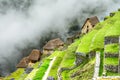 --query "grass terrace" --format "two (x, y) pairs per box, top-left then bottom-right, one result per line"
(90, 20), (115, 51)
(99, 50), (104, 76)
(61, 58), (95, 80)
(106, 71), (120, 76)
(4, 68), (24, 80)
(33, 59), (51, 80)
(104, 57), (119, 66)
(105, 43), (119, 53)
(60, 39), (81, 68)
(48, 51), (65, 80)
(25, 69), (38, 80)
(76, 30), (98, 54)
